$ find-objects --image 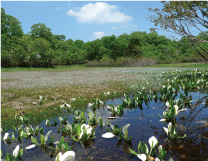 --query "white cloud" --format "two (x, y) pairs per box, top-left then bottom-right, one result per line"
(112, 26), (118, 30)
(56, 7), (61, 10)
(122, 23), (137, 28)
(66, 2), (132, 24)
(93, 31), (105, 39)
